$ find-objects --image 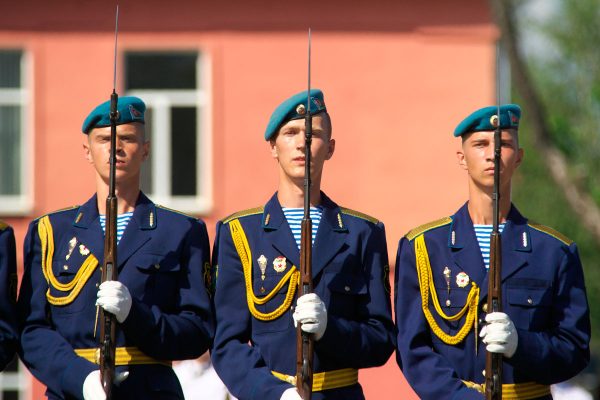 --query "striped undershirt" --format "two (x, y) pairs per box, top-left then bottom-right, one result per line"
(474, 223), (506, 269)
(99, 212), (134, 244)
(282, 207), (323, 250)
